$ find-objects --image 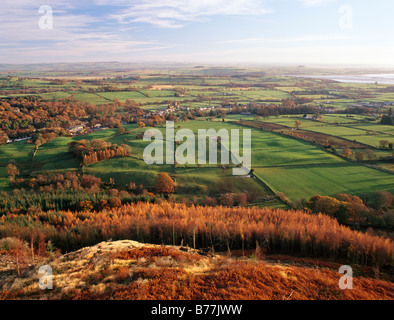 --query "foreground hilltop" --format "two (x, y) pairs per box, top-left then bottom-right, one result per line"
(1, 240), (393, 300)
